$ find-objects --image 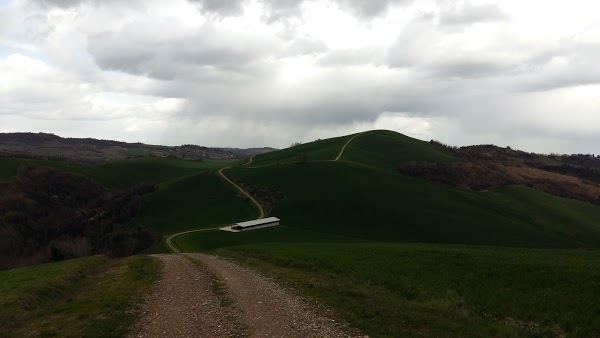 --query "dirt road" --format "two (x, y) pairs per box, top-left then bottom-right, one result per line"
(218, 166), (265, 219)
(131, 253), (362, 337)
(335, 132), (363, 161)
(129, 254), (244, 337)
